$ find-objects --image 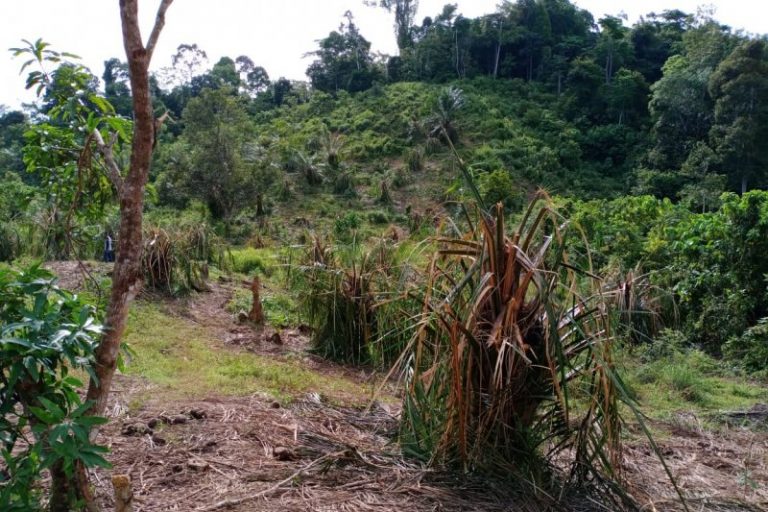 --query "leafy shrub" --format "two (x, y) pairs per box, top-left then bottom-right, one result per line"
(724, 318), (768, 376)
(367, 210), (390, 225)
(333, 212), (362, 241)
(0, 222), (21, 262)
(230, 247), (271, 275)
(477, 169), (523, 209)
(0, 264), (110, 510)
